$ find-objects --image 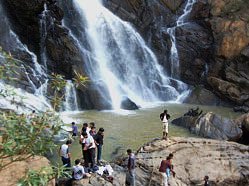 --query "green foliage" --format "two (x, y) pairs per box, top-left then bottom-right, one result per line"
(0, 47), (88, 185)
(50, 73), (67, 111)
(17, 165), (71, 186)
(0, 46), (19, 81)
(0, 111), (61, 169)
(0, 50), (66, 185)
(73, 70), (89, 89)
